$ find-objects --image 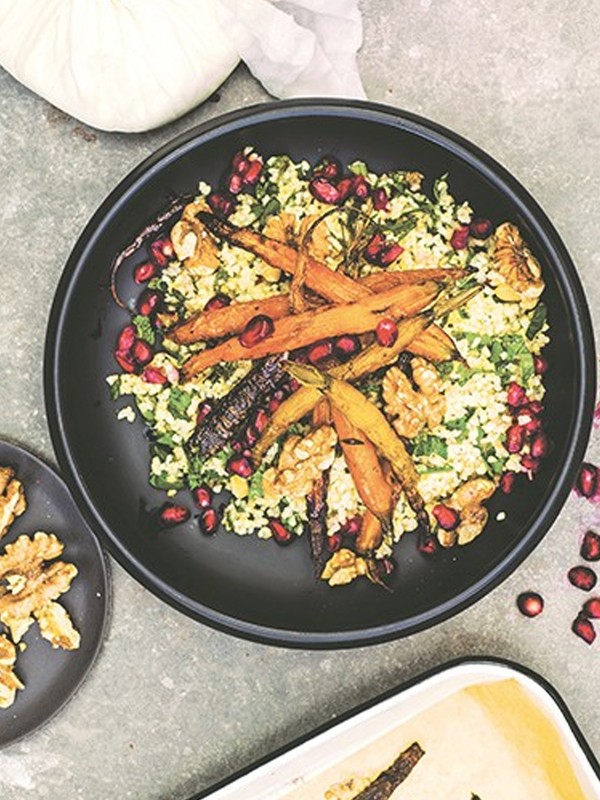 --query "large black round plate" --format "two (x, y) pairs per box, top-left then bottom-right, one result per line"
(0, 441), (108, 747)
(44, 100), (595, 647)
